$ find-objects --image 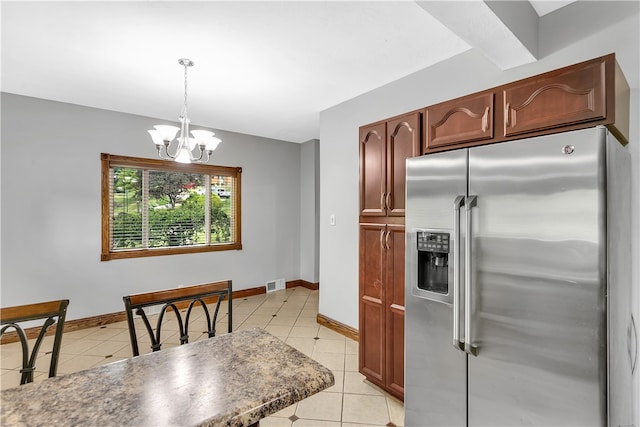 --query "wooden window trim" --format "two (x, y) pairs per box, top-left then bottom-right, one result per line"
(101, 153), (242, 261)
